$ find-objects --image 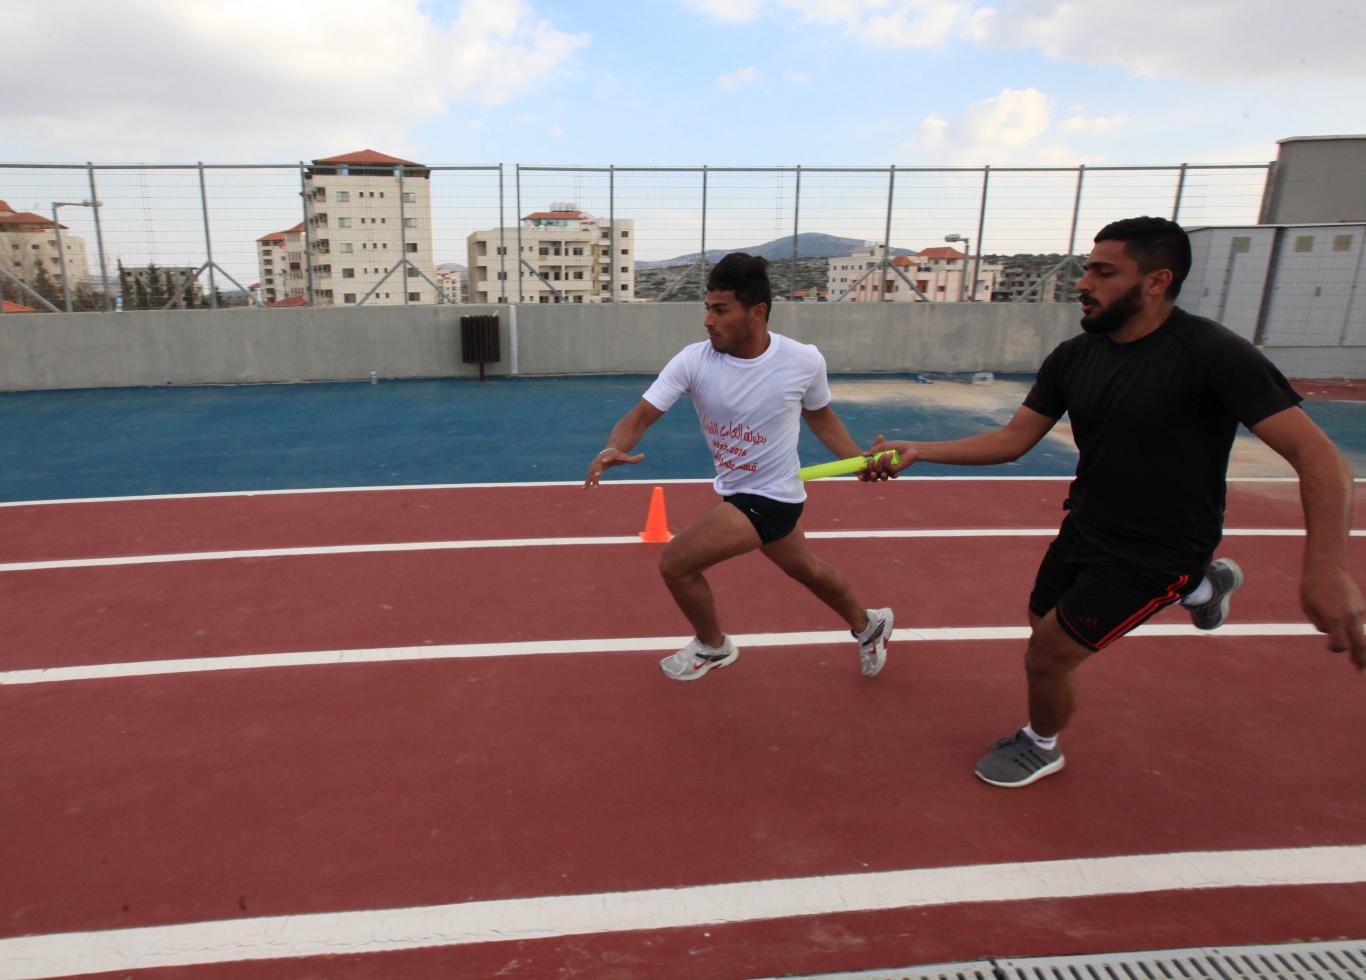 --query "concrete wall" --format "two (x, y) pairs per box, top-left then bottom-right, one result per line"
(0, 301), (1081, 391)
(2, 299), (1358, 391)
(1263, 136), (1366, 225)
